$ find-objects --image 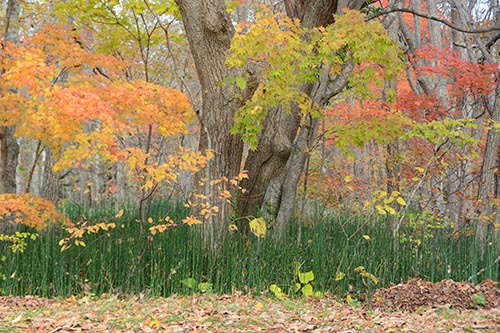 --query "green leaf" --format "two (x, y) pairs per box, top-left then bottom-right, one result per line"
(270, 284), (286, 300)
(301, 283), (314, 296)
(471, 293), (486, 307)
(298, 270), (314, 284)
(314, 291), (324, 299)
(181, 278), (197, 290)
(198, 282), (212, 293)
(235, 76), (247, 90)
